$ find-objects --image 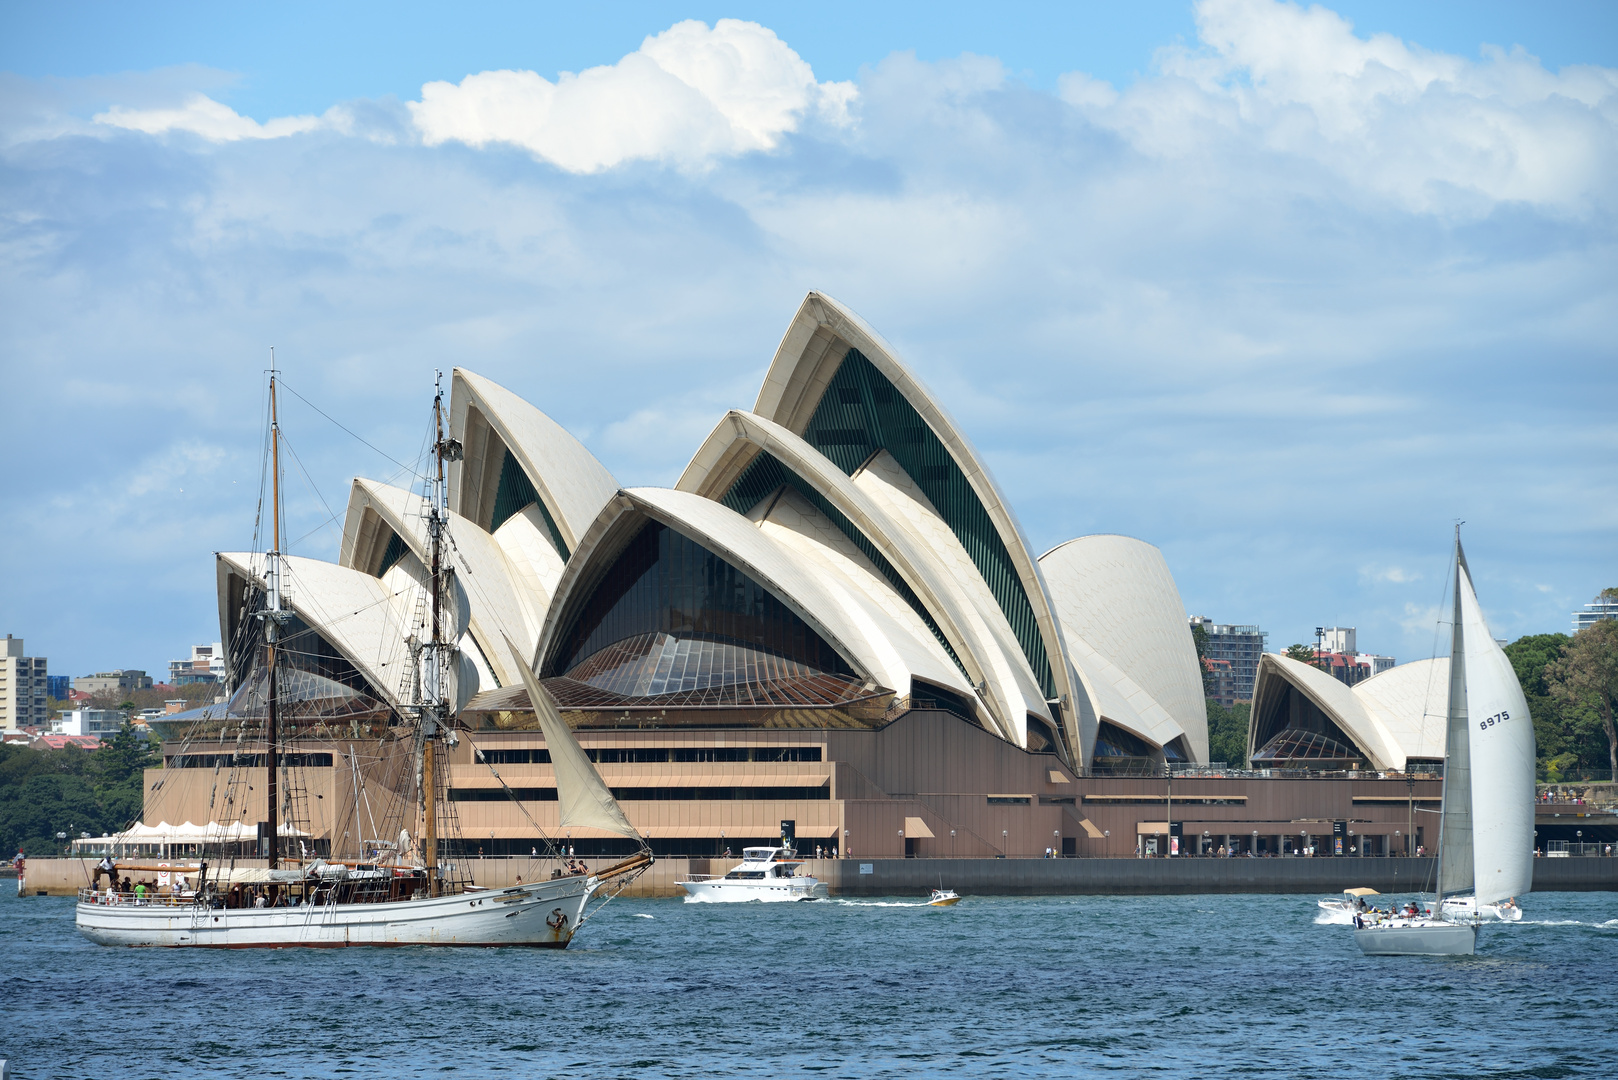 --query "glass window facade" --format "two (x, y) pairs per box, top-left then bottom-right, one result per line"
(1250, 683), (1368, 768)
(377, 530), (409, 576)
(795, 349), (1054, 698)
(546, 521), (856, 701)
